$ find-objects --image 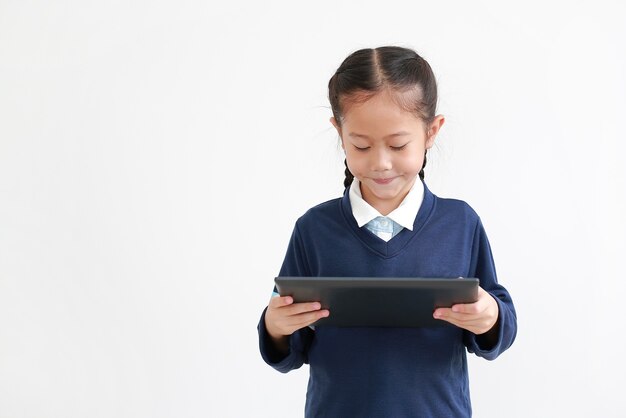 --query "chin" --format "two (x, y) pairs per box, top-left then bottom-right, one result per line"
(371, 189), (403, 200)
